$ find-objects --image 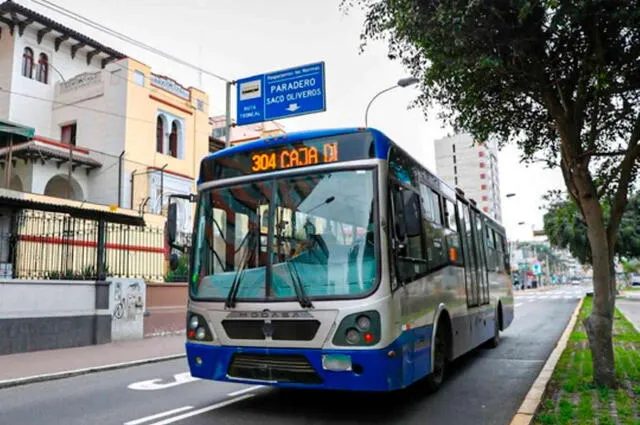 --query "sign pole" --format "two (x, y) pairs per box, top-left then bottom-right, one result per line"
(225, 81), (233, 148)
